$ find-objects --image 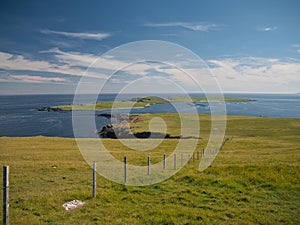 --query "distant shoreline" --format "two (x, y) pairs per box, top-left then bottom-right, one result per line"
(0, 92), (298, 96)
(40, 96), (254, 111)
(1, 94), (298, 137)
